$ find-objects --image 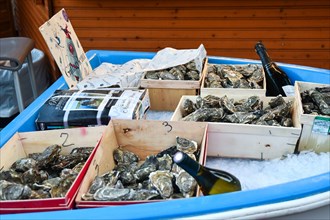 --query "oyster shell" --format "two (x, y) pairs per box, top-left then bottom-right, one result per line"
(93, 186), (132, 201)
(157, 154), (173, 171)
(204, 64), (263, 89)
(134, 156), (158, 182)
(88, 176), (106, 194)
(176, 137), (198, 154)
(10, 158), (38, 172)
(50, 173), (77, 197)
(149, 170), (174, 198)
(182, 98), (196, 117)
(113, 148), (139, 164)
(145, 71), (160, 80)
(0, 169), (22, 183)
(159, 70), (176, 80)
(0, 180), (32, 200)
(21, 168), (48, 185)
(175, 170), (197, 198)
(182, 108), (224, 122)
(35, 144), (62, 168)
